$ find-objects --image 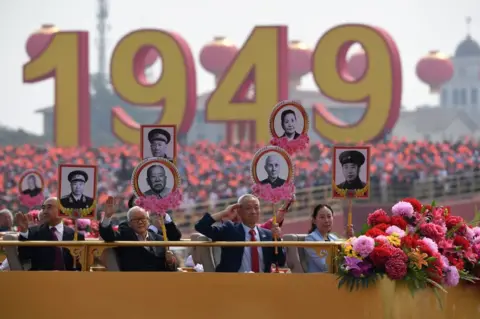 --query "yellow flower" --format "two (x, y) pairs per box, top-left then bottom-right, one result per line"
(343, 244), (361, 258)
(387, 233), (401, 247)
(408, 248), (429, 269)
